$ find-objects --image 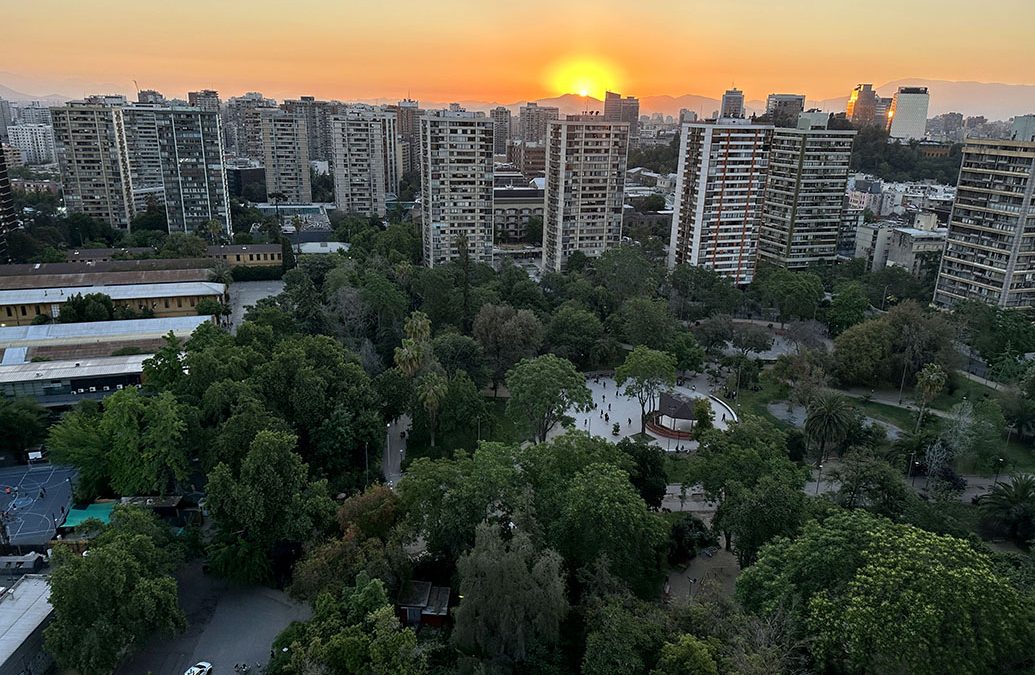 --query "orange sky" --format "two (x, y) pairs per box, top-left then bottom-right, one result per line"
(5, 0), (1034, 103)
